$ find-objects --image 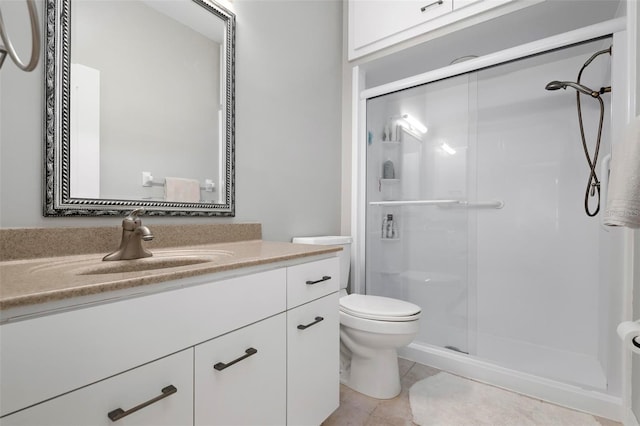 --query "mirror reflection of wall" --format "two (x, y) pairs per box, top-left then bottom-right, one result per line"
(70, 0), (222, 203)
